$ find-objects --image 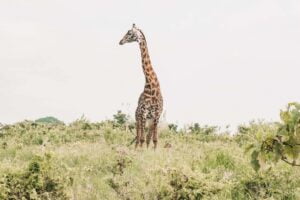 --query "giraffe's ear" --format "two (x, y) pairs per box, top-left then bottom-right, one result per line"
(132, 23), (136, 28)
